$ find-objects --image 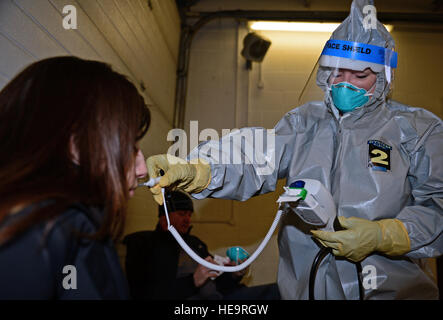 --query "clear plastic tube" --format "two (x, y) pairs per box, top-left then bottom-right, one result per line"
(161, 188), (283, 272)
